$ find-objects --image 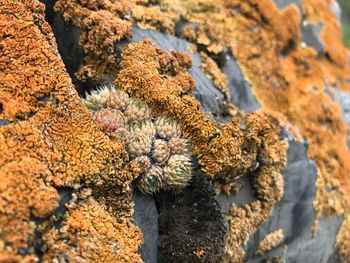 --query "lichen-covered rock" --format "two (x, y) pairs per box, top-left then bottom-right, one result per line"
(0, 1), (142, 261)
(4, 0), (350, 262)
(43, 191), (143, 262)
